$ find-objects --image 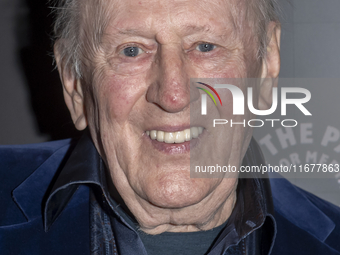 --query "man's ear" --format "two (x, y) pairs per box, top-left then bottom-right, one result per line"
(54, 42), (87, 130)
(258, 21), (281, 111)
